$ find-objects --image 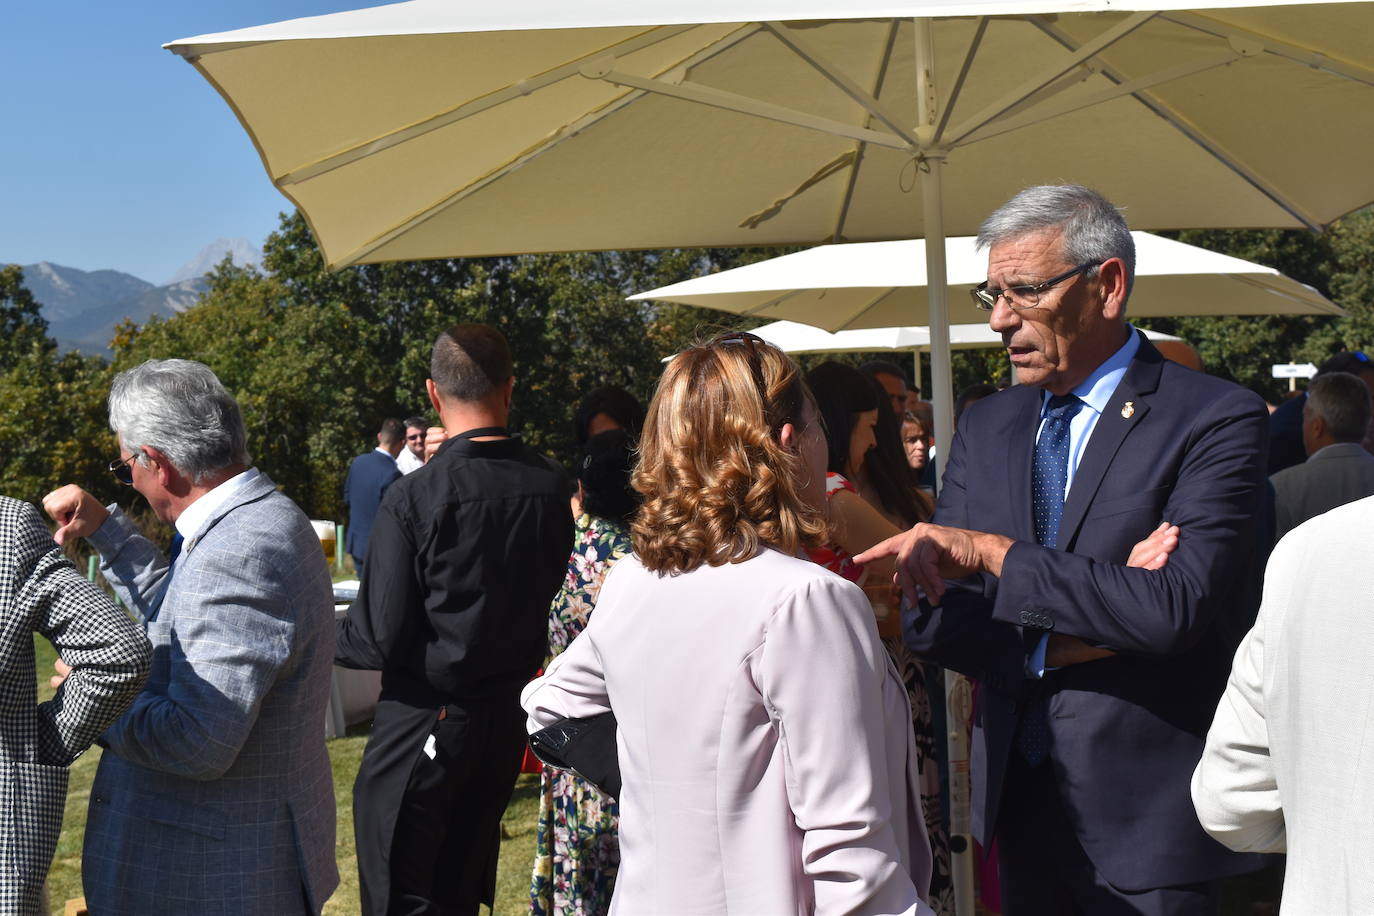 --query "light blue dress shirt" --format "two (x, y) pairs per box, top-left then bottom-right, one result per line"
(1027, 327), (1140, 676)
